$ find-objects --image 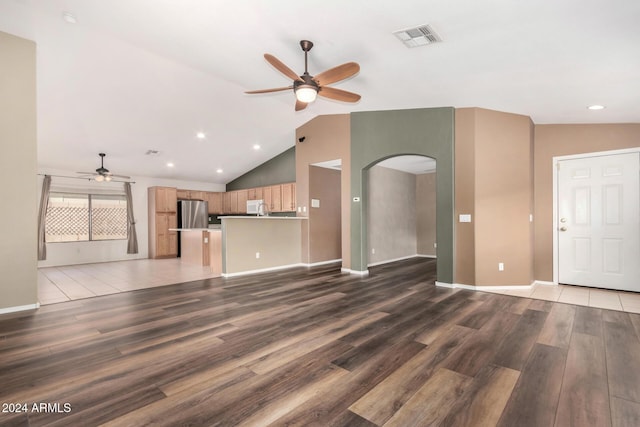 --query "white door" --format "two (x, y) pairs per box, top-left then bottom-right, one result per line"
(558, 152), (640, 291)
